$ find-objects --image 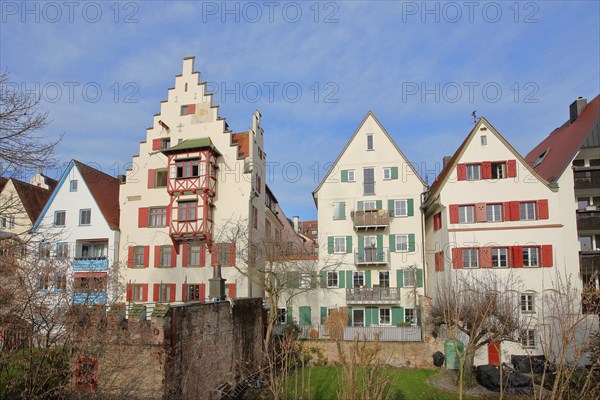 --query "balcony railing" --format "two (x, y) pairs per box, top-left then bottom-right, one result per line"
(581, 251), (600, 270)
(582, 291), (600, 314)
(72, 292), (107, 305)
(355, 248), (389, 265)
(272, 323), (422, 342)
(352, 210), (389, 230)
(346, 287), (401, 304)
(577, 211), (600, 231)
(72, 258), (109, 271)
(574, 168), (600, 190)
